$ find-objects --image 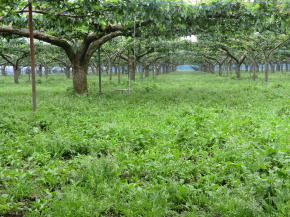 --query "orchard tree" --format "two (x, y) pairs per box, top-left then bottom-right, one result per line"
(0, 0), (164, 93)
(0, 0), (270, 93)
(255, 33), (289, 82)
(0, 38), (30, 83)
(192, 1), (290, 78)
(229, 32), (289, 80)
(1, 0), (288, 92)
(118, 40), (155, 81)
